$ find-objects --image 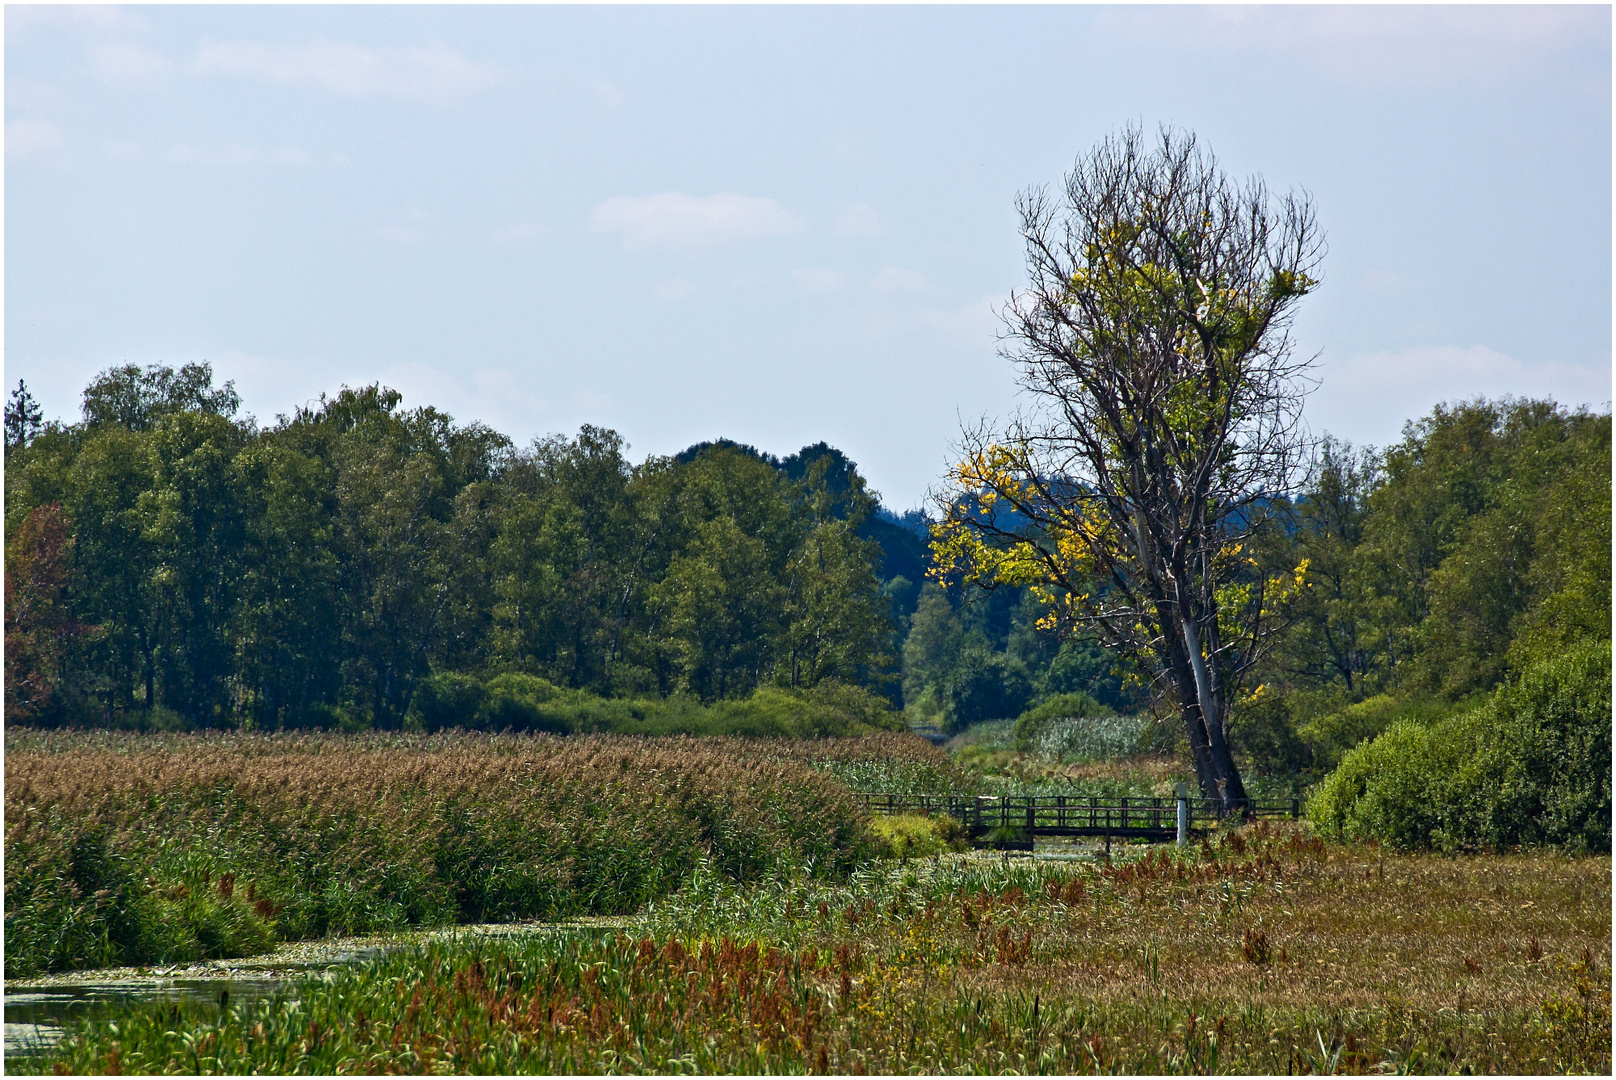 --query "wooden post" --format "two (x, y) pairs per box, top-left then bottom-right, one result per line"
(1175, 783), (1189, 846)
